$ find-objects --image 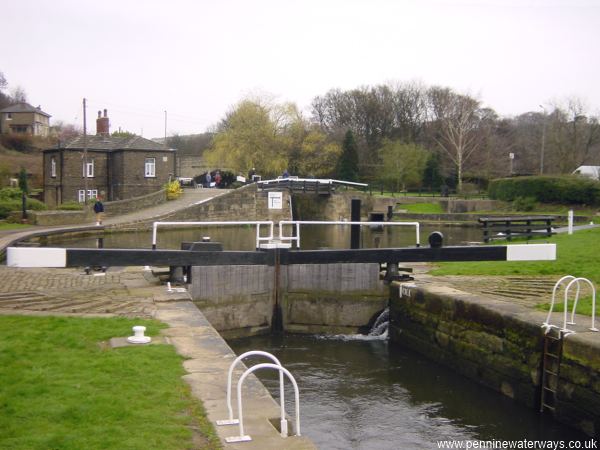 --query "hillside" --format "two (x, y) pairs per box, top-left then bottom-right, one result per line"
(0, 136), (48, 188)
